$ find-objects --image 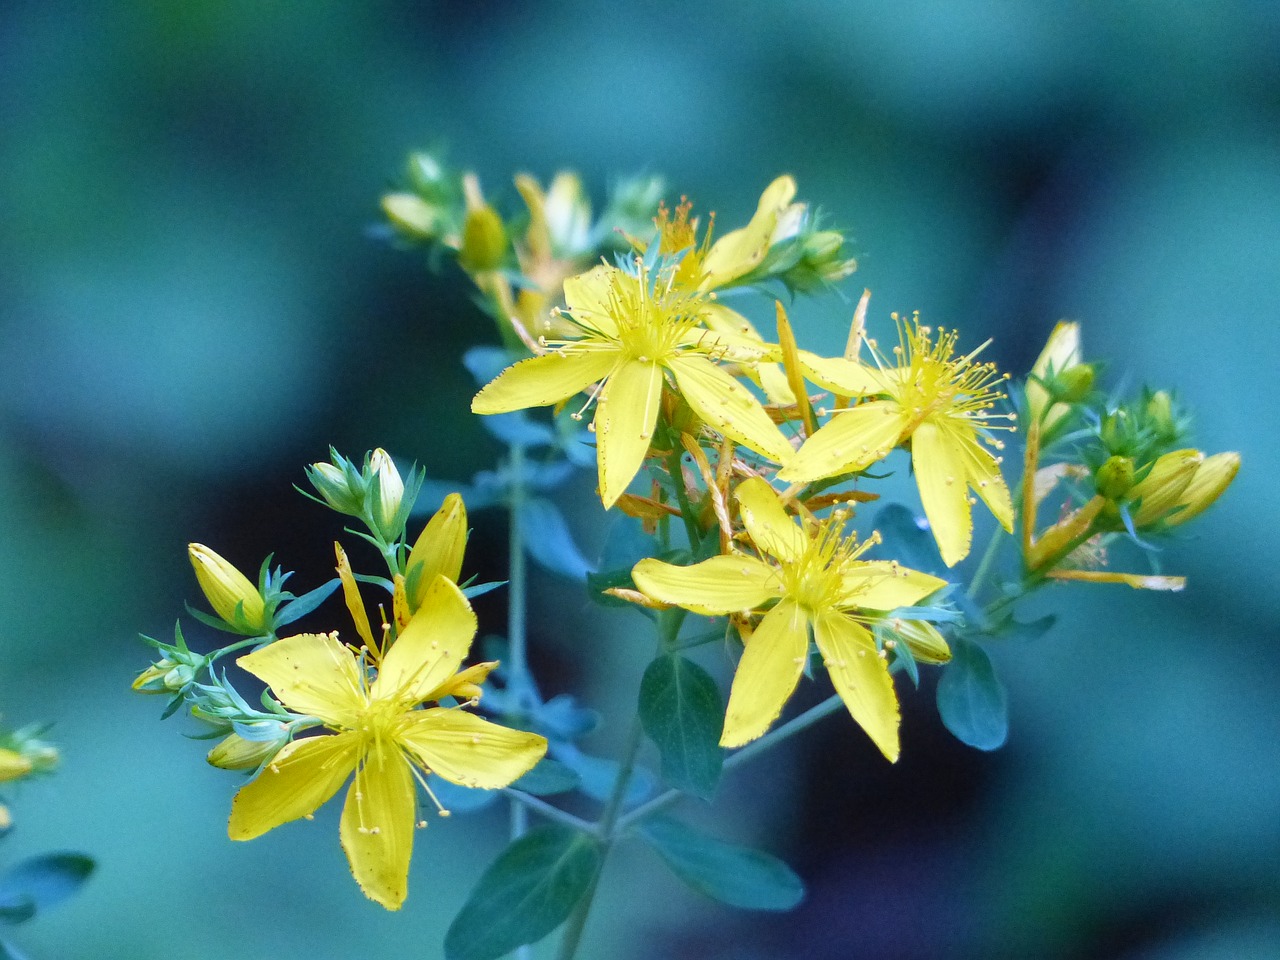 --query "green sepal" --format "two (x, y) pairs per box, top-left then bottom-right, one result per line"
(637, 816), (804, 911)
(638, 654), (724, 800)
(272, 578), (340, 629)
(444, 826), (602, 960)
(936, 636), (1008, 750)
